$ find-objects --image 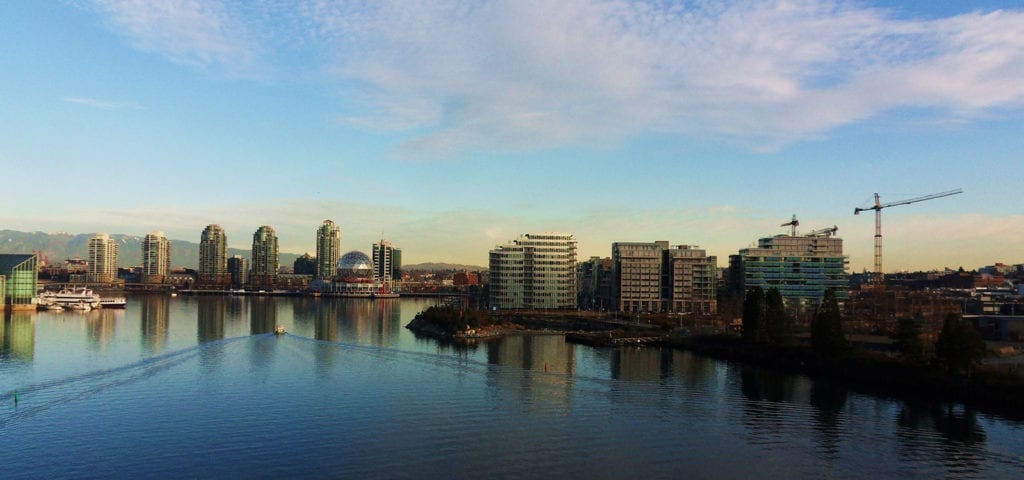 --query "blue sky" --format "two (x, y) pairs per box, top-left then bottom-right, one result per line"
(1, 1), (1022, 271)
